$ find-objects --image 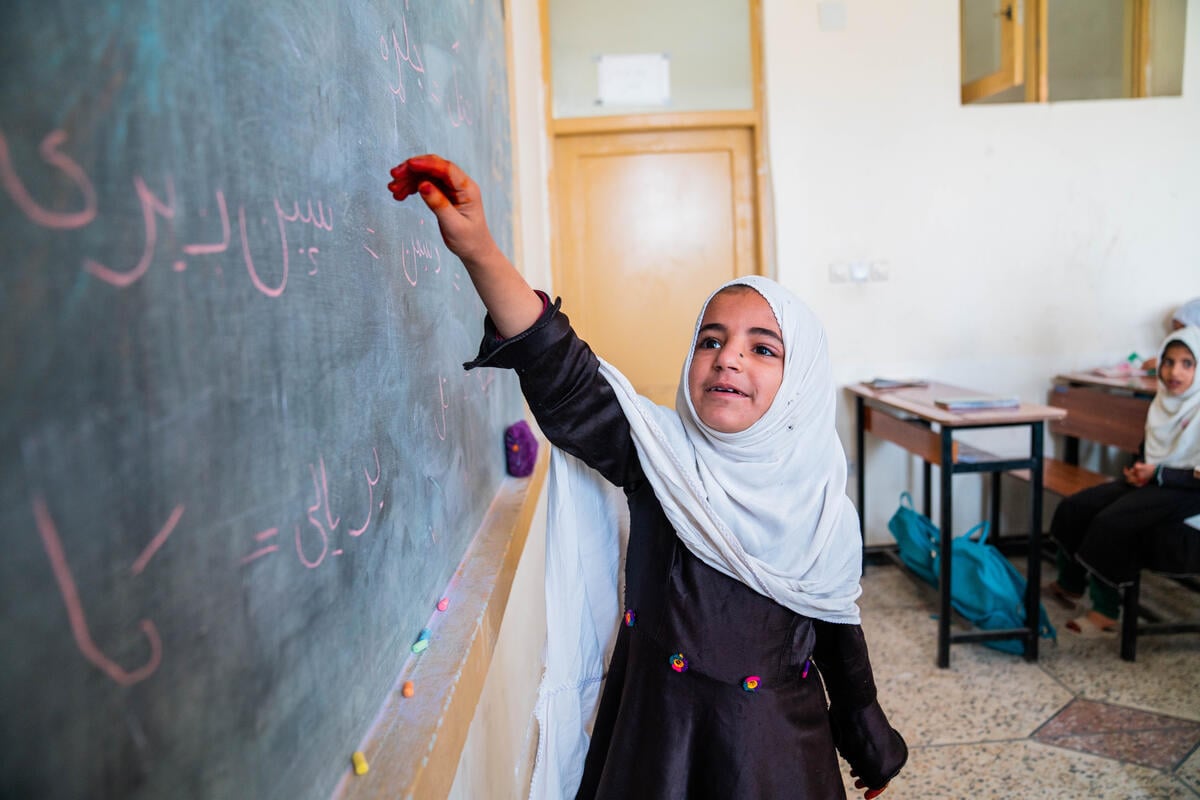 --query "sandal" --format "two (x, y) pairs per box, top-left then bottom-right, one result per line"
(1045, 581), (1083, 610)
(1065, 612), (1118, 637)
